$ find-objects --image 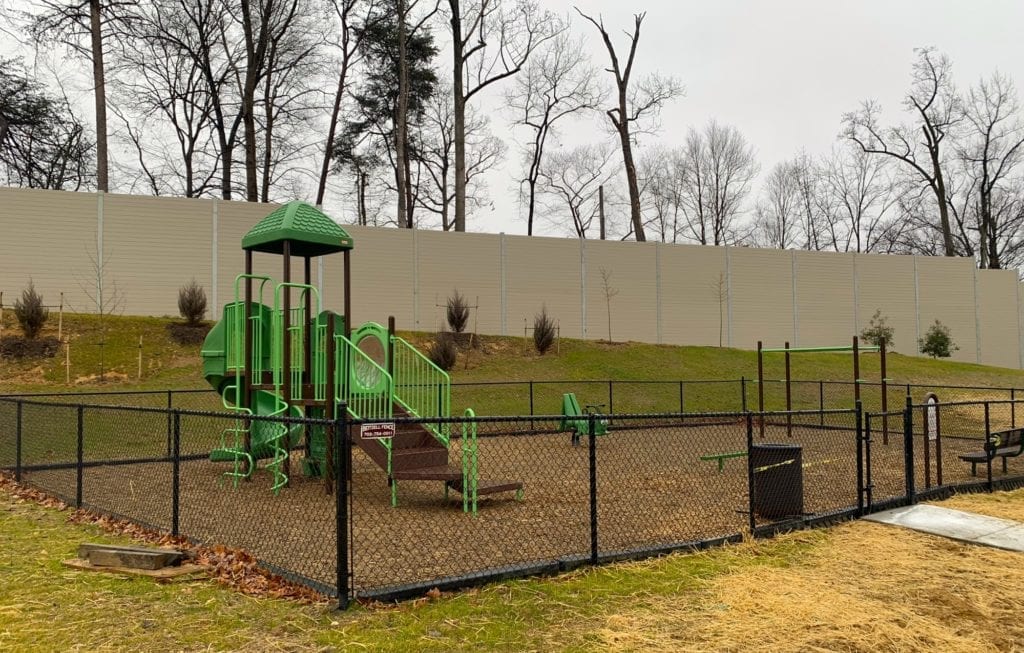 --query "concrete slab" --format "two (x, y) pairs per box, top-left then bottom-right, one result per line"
(863, 504), (1024, 553)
